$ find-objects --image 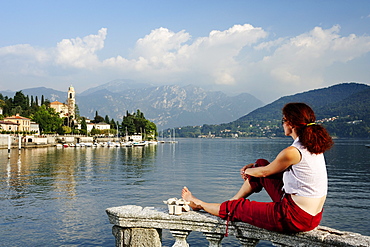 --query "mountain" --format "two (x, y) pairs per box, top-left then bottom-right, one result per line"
(174, 82), (370, 138)
(0, 87), (66, 102)
(237, 82), (370, 123)
(77, 84), (263, 129)
(79, 79), (153, 96)
(1, 82), (264, 129)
